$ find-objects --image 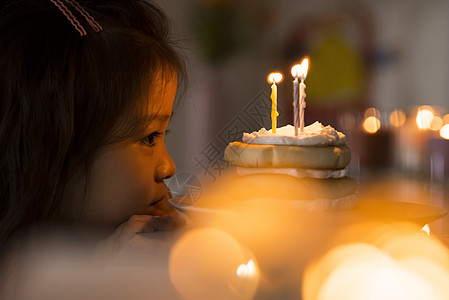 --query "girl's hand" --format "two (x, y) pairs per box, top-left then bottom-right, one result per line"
(94, 209), (186, 263)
